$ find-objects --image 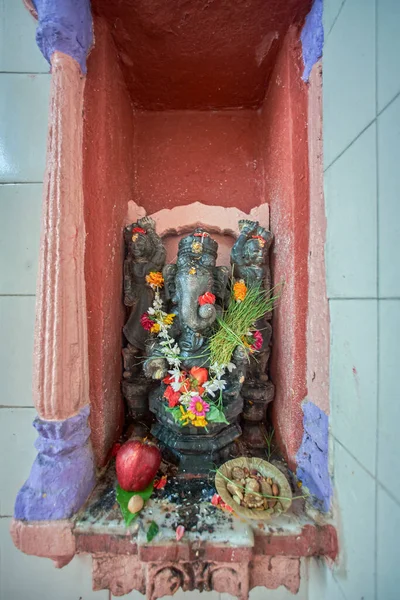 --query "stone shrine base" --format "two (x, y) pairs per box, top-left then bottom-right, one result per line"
(11, 465), (337, 599)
